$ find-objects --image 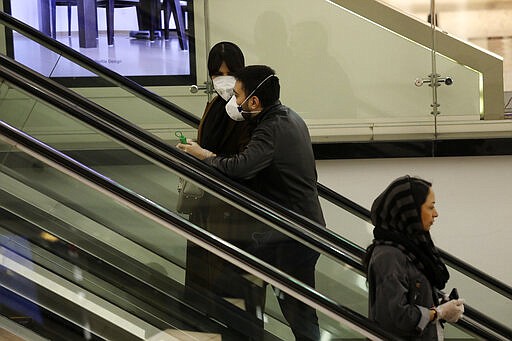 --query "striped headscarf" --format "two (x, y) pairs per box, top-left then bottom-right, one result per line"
(369, 175), (449, 290)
